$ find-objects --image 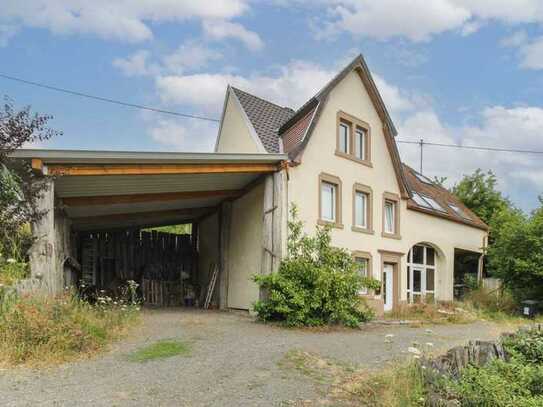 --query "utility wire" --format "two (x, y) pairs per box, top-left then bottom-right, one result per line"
(0, 72), (220, 122)
(397, 139), (543, 155)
